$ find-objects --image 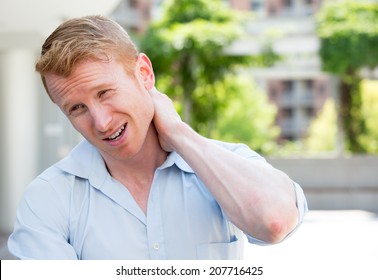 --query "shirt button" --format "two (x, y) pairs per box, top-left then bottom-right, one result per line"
(153, 243), (160, 251)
